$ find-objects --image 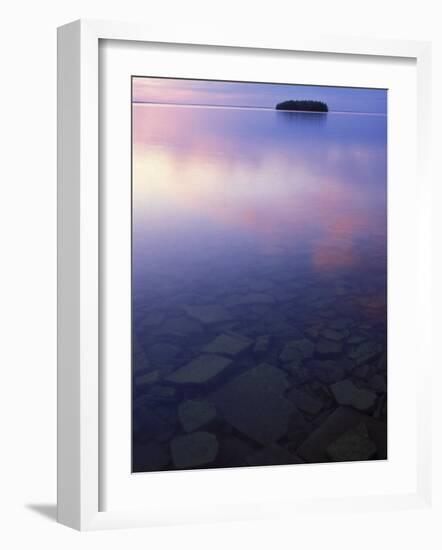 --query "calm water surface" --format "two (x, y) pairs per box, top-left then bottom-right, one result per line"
(132, 105), (387, 472)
